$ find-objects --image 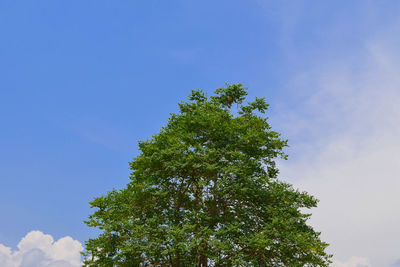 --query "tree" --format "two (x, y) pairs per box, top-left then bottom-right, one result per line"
(83, 84), (331, 266)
